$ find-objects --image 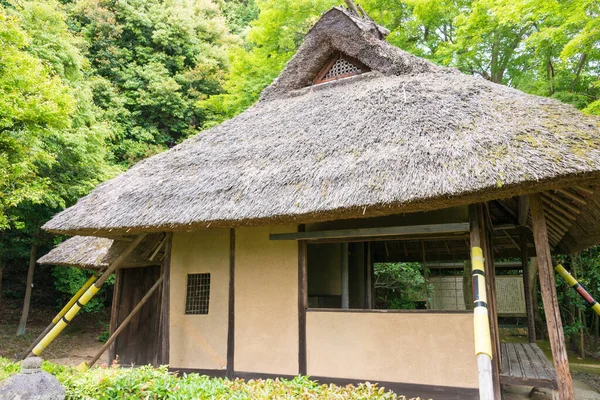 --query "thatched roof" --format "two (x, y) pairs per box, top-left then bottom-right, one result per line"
(37, 234), (164, 269)
(42, 7), (600, 252)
